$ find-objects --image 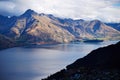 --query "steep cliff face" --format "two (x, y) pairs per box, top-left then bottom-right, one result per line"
(0, 9), (120, 44)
